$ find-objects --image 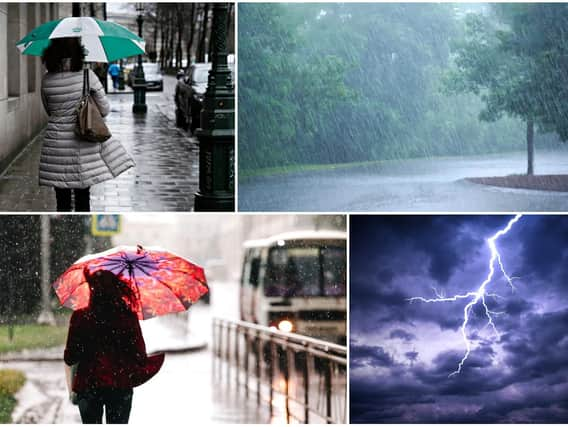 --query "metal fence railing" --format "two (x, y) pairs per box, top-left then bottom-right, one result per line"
(212, 317), (347, 424)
